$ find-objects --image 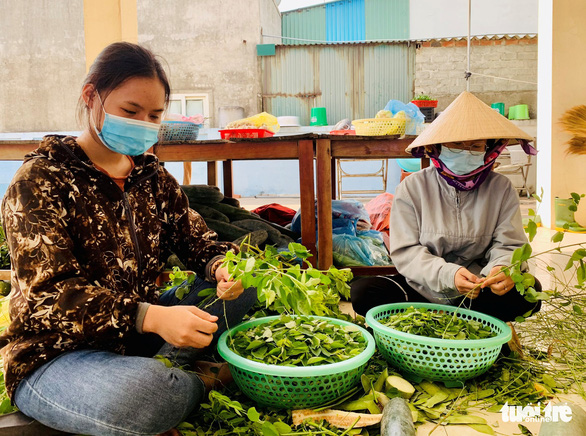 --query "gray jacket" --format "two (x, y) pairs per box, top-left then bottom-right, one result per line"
(389, 166), (527, 303)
